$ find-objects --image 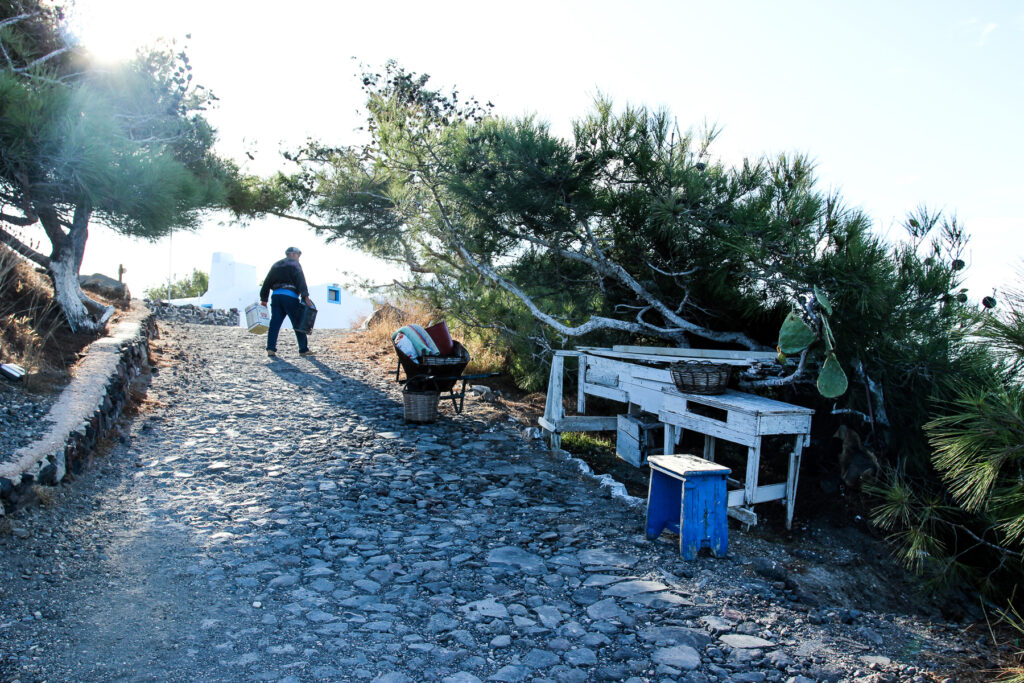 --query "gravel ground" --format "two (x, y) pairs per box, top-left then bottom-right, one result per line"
(0, 322), (1001, 682)
(0, 381), (61, 458)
